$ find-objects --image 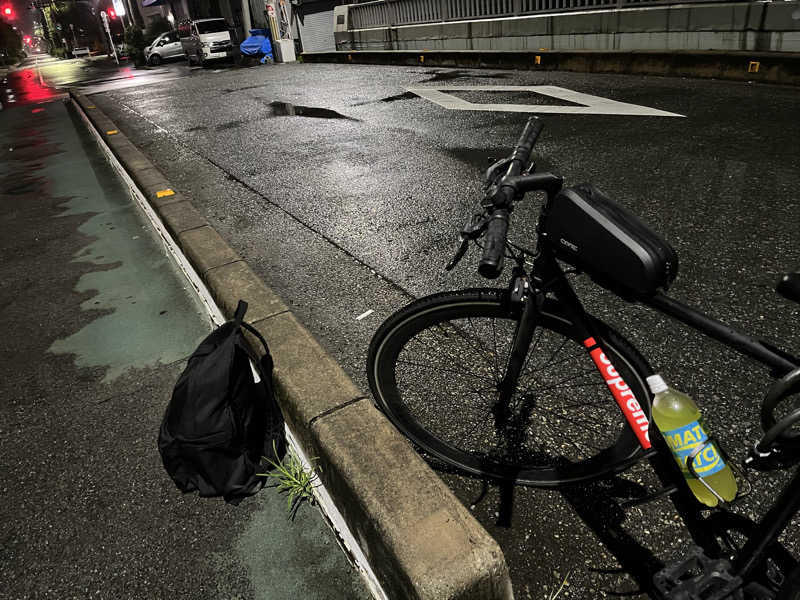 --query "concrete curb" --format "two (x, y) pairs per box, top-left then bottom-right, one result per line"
(68, 90), (514, 600)
(302, 49), (800, 85)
